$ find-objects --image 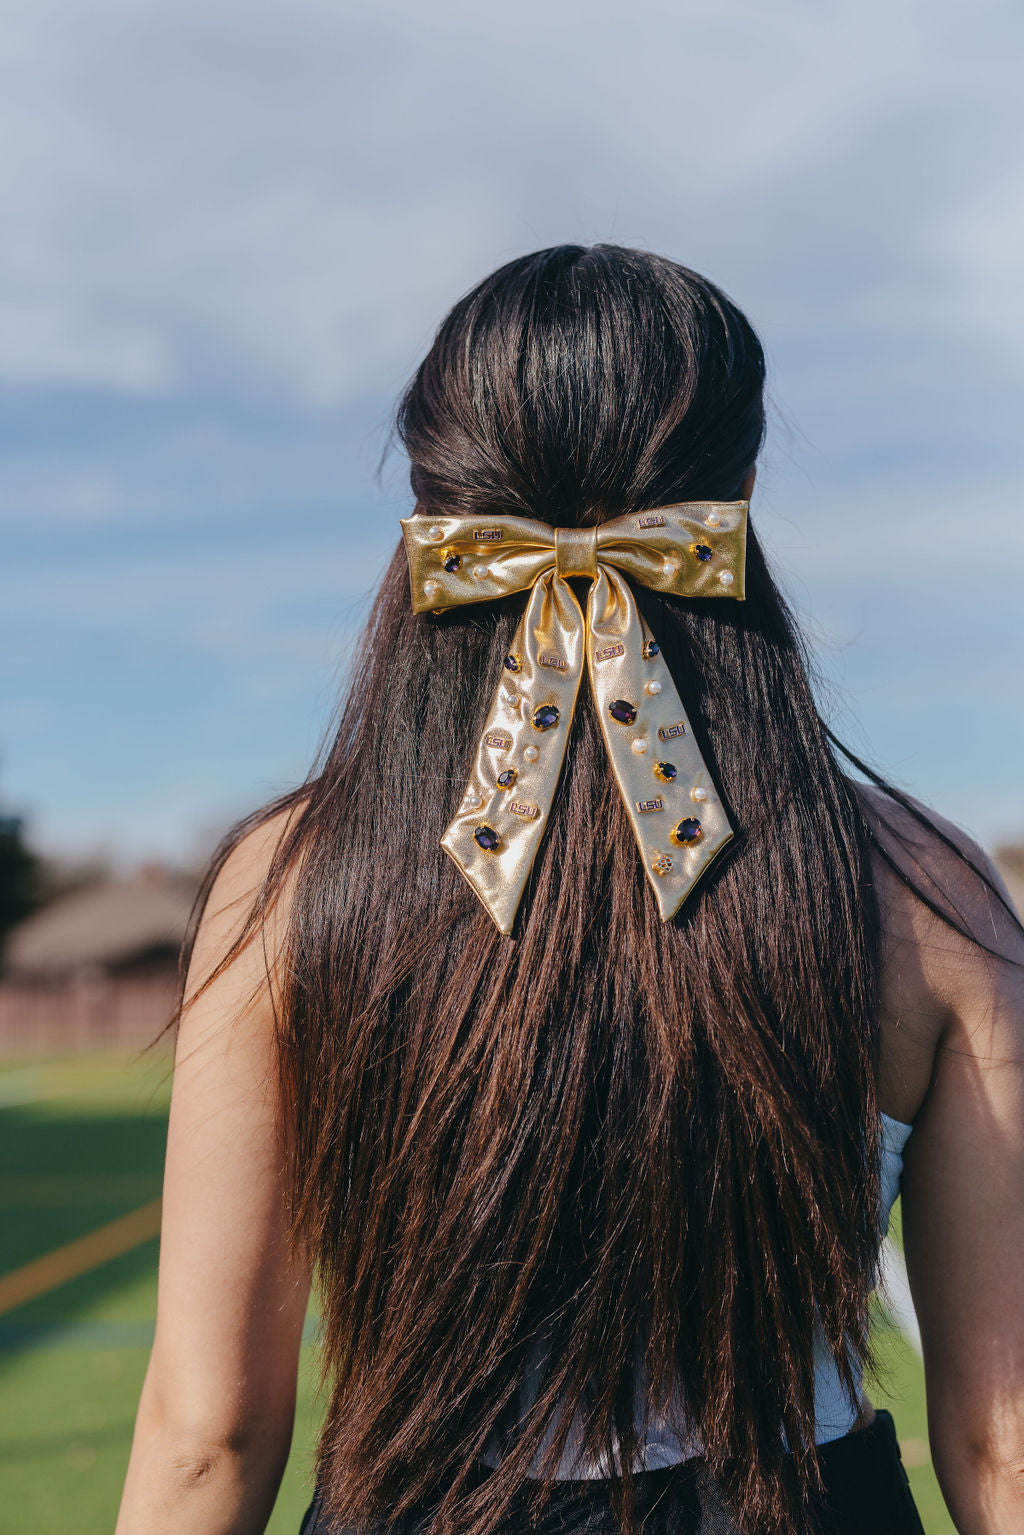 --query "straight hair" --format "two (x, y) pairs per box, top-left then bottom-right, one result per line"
(173, 245), (1022, 1535)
